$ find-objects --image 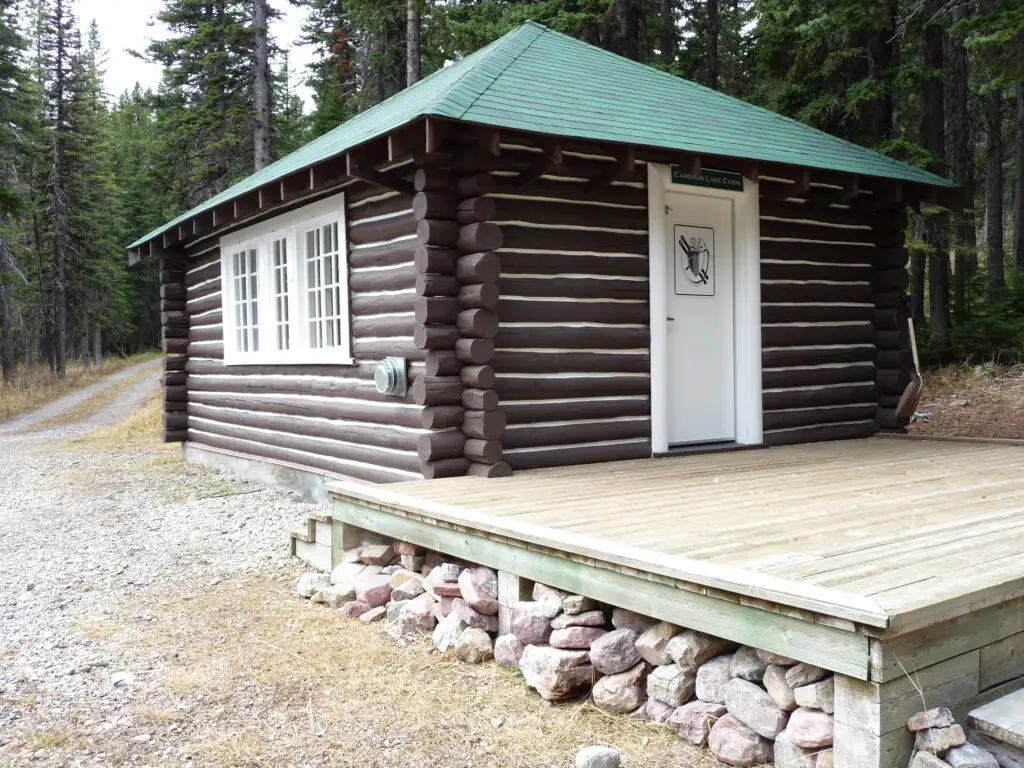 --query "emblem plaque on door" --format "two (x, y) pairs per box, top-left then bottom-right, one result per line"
(674, 224), (715, 296)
